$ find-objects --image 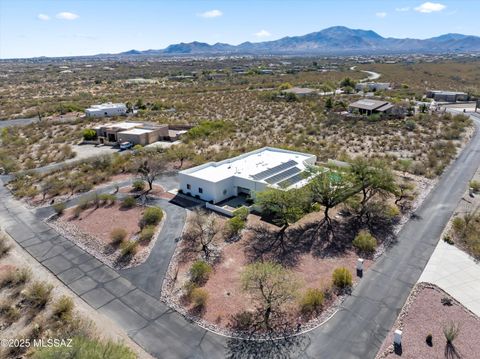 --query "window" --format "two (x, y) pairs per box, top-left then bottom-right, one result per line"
(223, 189), (227, 195)
(187, 184), (191, 190)
(199, 187), (203, 194)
